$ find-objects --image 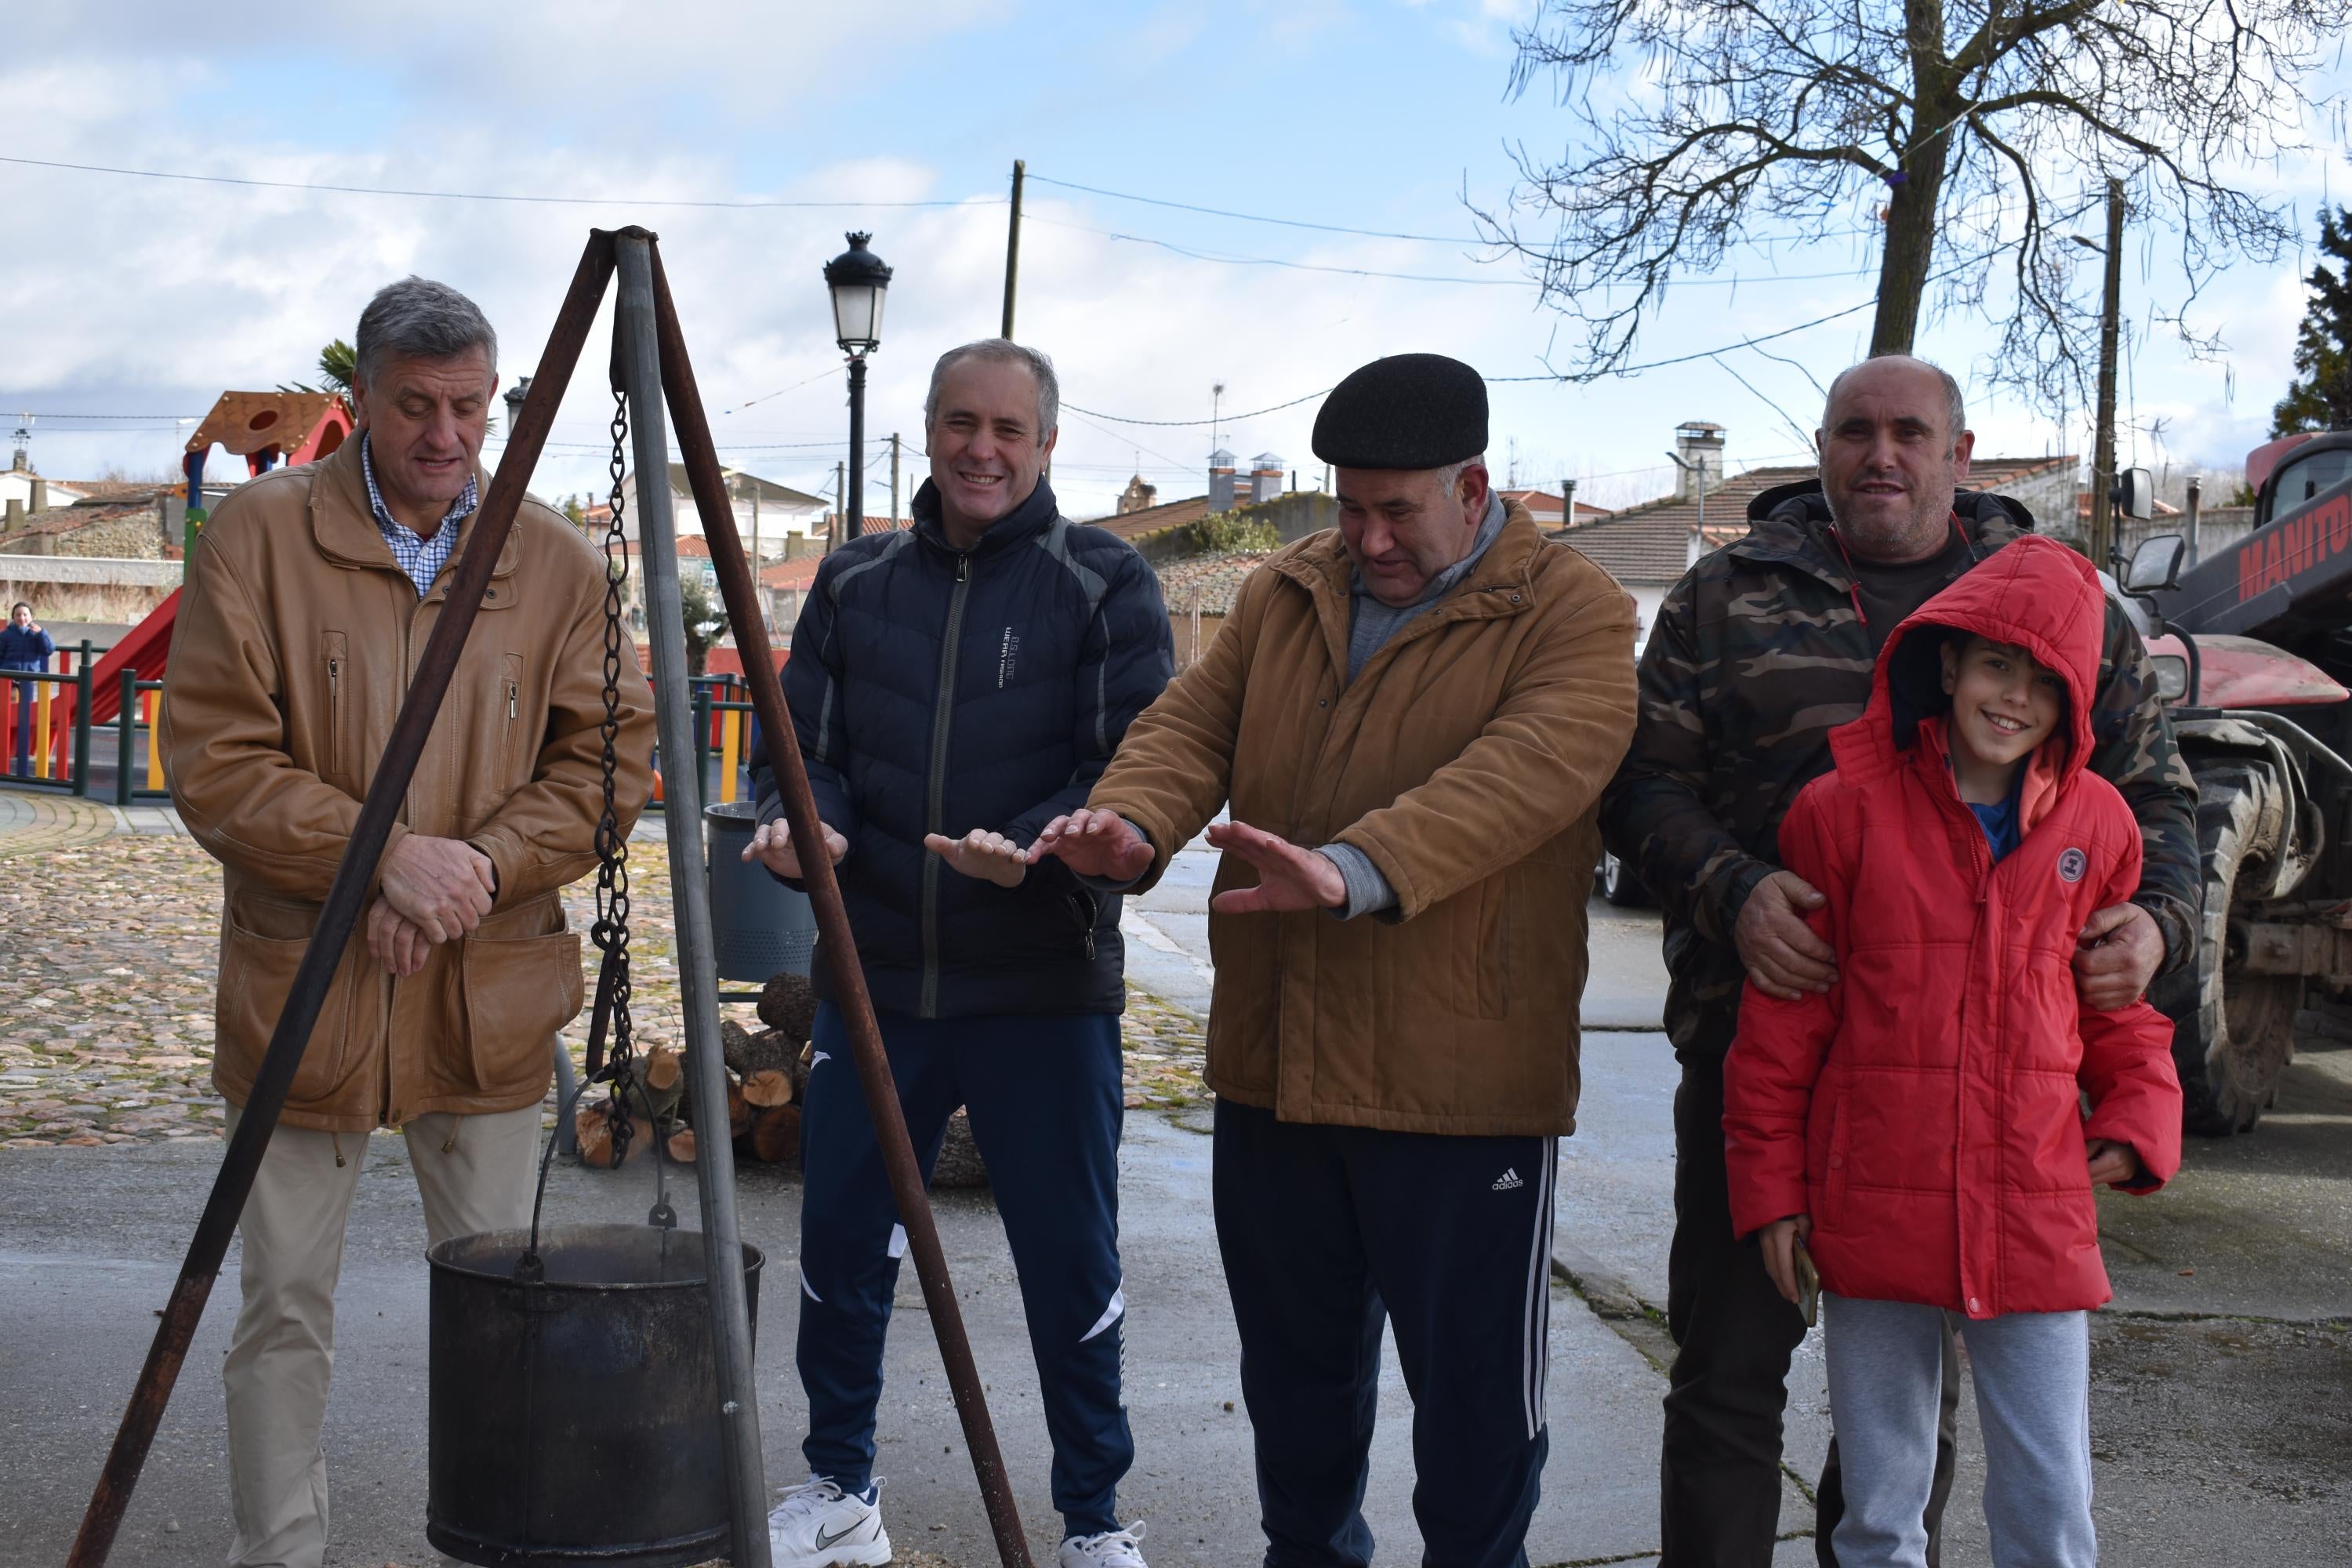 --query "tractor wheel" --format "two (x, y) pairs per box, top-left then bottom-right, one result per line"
(2161, 763), (2300, 1137)
(1600, 850), (1646, 908)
